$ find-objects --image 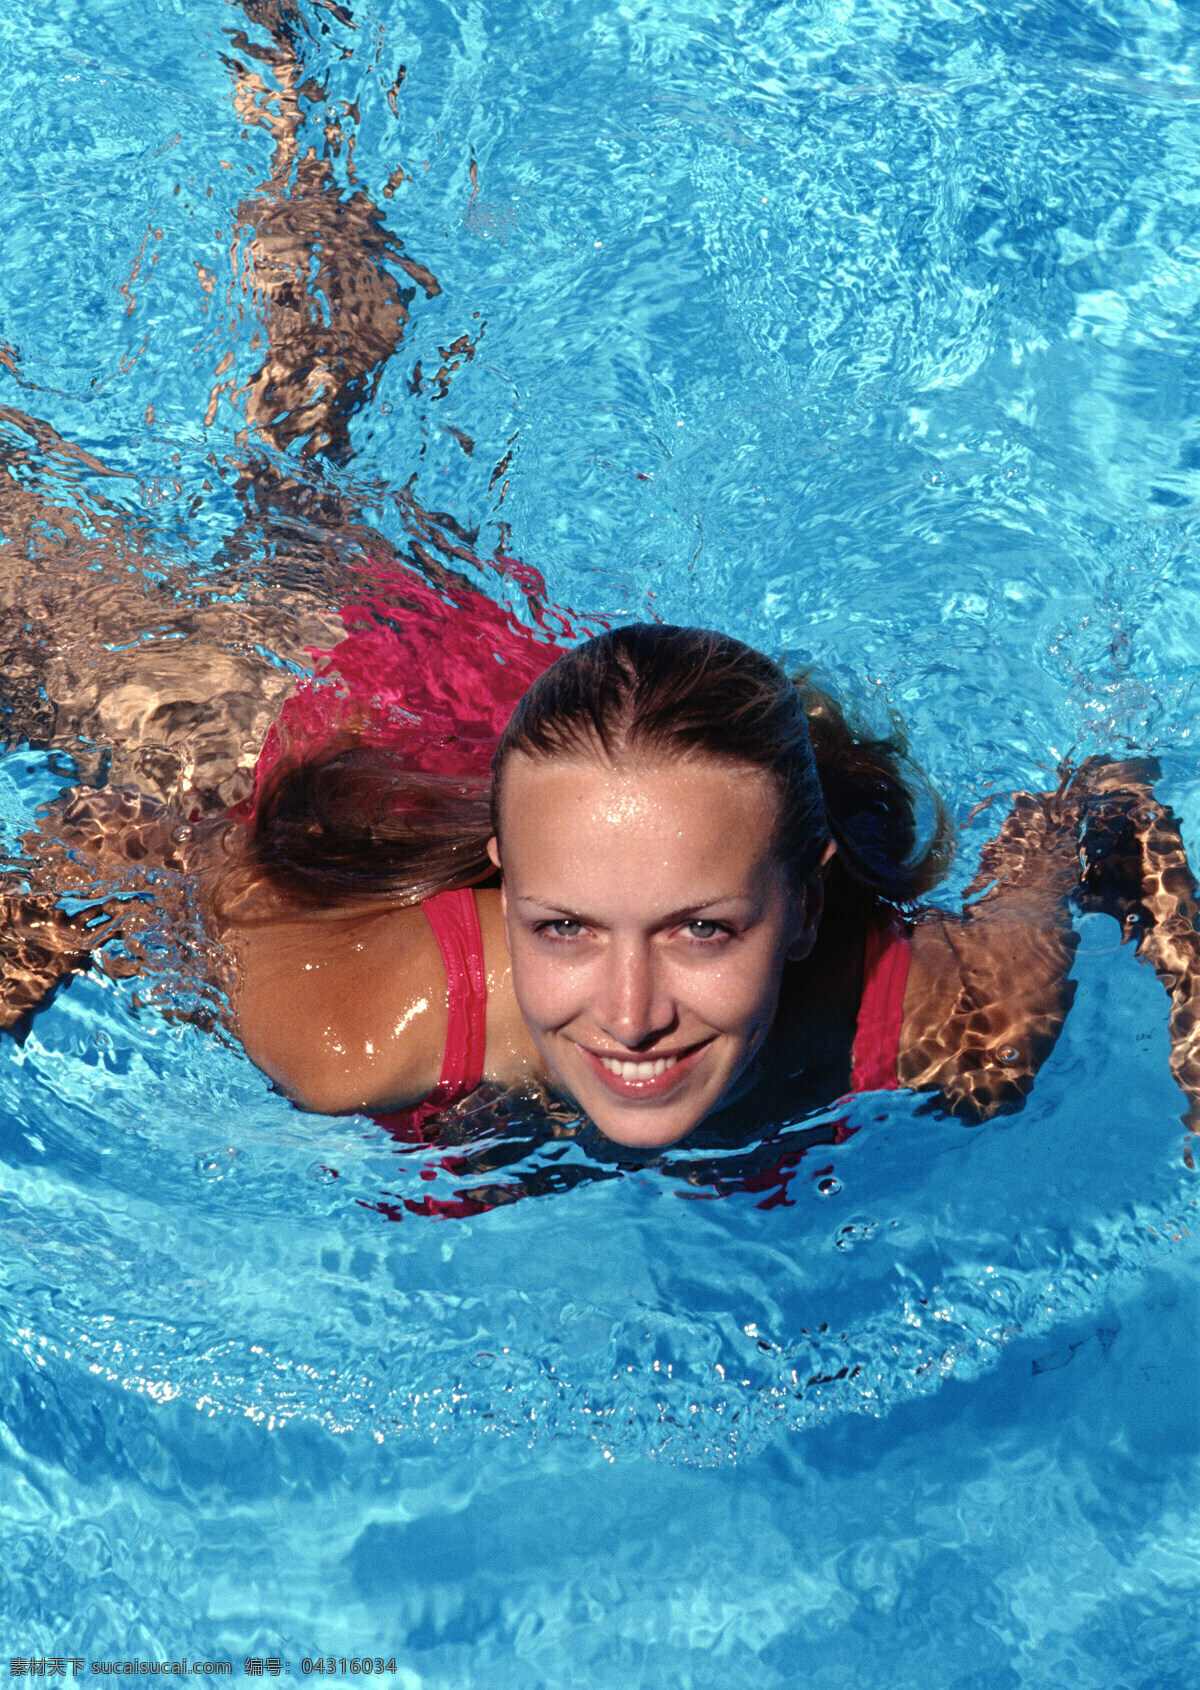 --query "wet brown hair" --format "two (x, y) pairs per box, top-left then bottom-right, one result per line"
(217, 739), (494, 915)
(493, 625), (952, 903)
(226, 624), (951, 913)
